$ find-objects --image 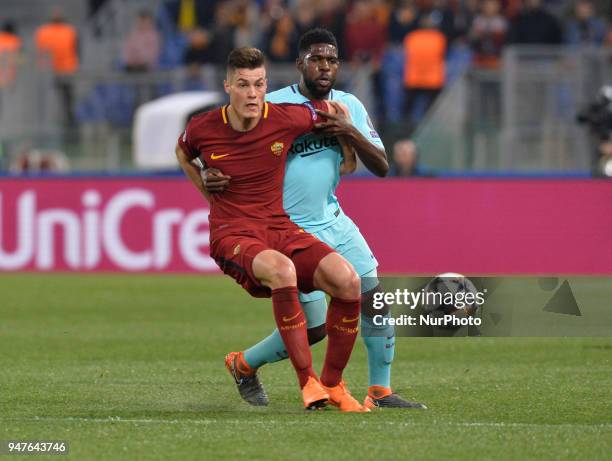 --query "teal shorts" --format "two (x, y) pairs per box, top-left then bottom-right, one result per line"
(298, 210), (378, 303)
